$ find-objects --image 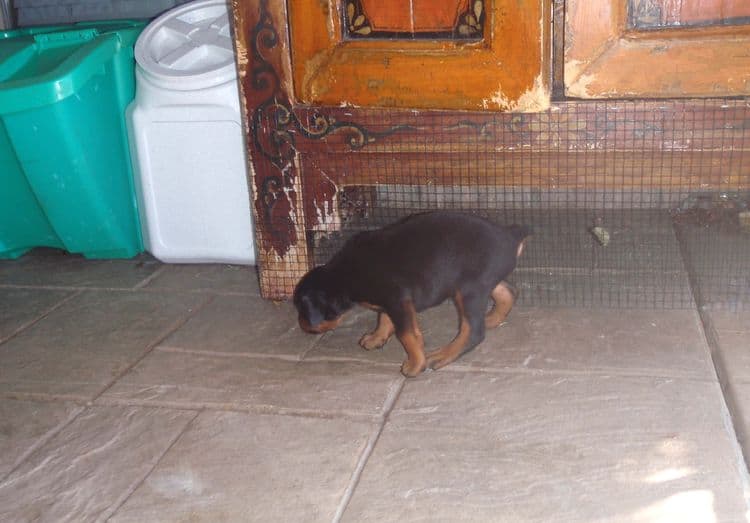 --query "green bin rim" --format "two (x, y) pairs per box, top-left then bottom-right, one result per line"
(0, 21), (146, 112)
(0, 19), (147, 40)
